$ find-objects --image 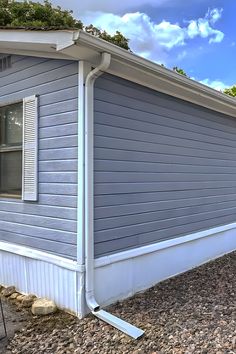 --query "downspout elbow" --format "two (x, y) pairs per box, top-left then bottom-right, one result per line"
(85, 52), (111, 88)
